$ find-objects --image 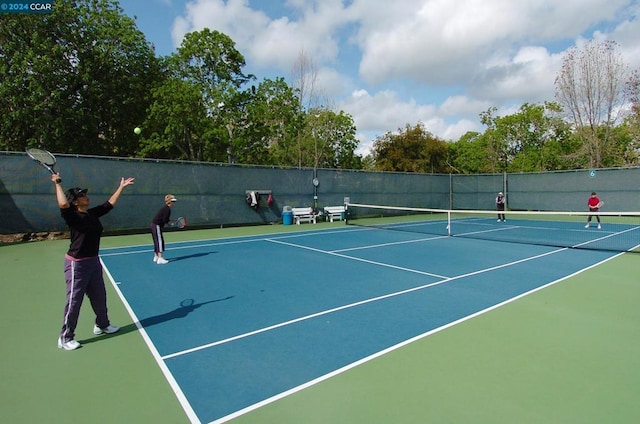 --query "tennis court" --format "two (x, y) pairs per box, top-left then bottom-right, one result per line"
(1, 219), (639, 424)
